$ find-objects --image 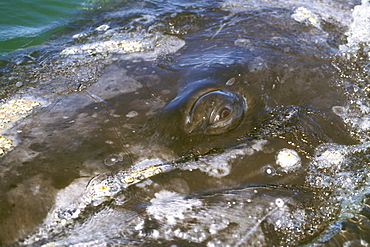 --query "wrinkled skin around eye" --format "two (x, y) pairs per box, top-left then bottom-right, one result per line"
(184, 90), (246, 135)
